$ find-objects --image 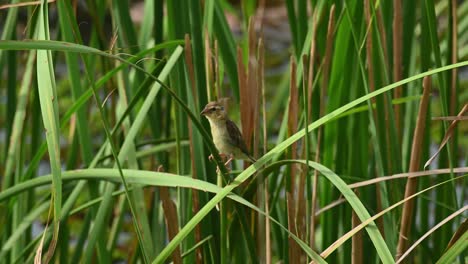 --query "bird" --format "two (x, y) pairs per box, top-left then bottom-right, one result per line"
(201, 100), (256, 170)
